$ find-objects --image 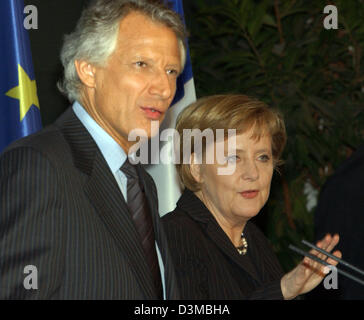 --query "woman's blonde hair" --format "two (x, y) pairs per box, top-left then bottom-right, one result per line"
(175, 94), (287, 191)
